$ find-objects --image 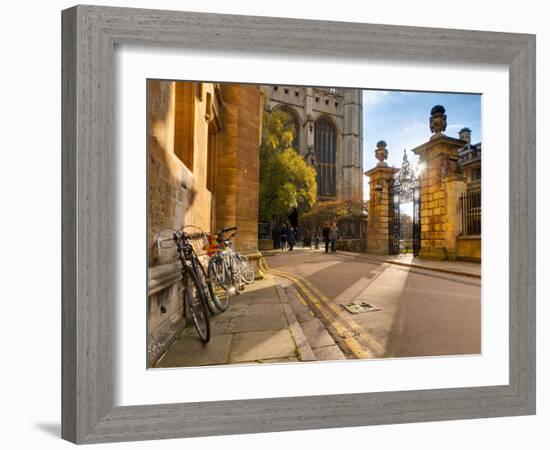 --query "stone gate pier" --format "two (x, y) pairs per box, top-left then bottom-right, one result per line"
(365, 141), (399, 254)
(411, 105), (468, 260)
